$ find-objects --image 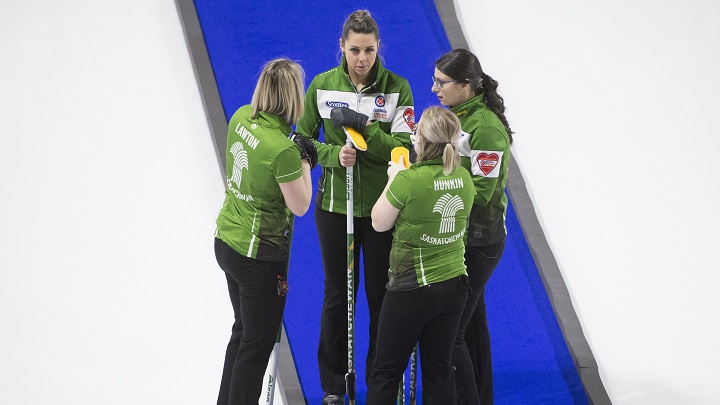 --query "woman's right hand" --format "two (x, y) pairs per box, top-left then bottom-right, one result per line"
(387, 155), (406, 180)
(339, 145), (357, 167)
